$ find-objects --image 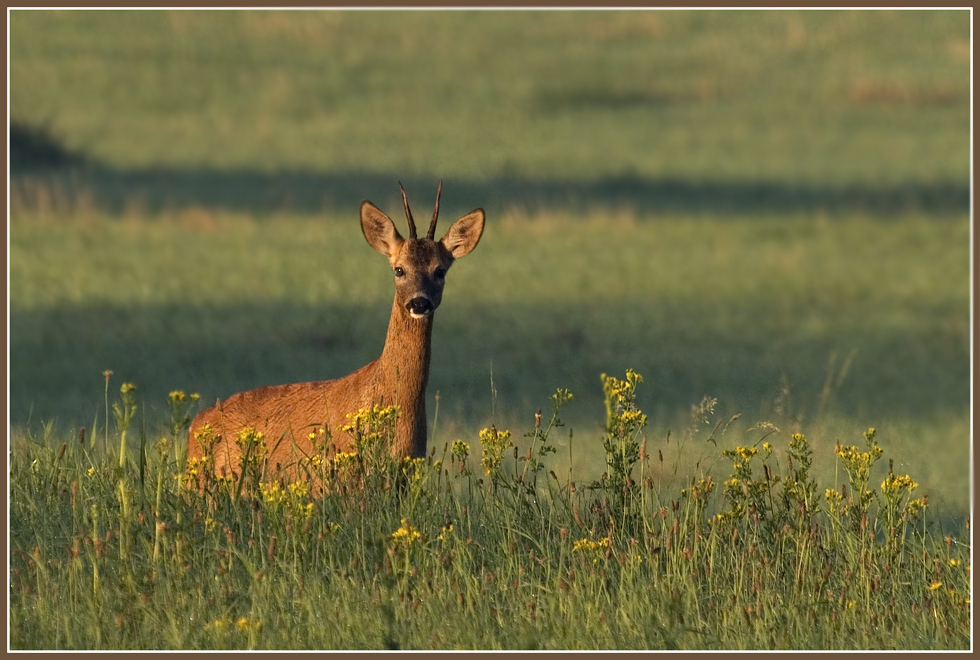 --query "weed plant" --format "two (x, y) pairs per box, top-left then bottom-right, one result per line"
(8, 372), (970, 650)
